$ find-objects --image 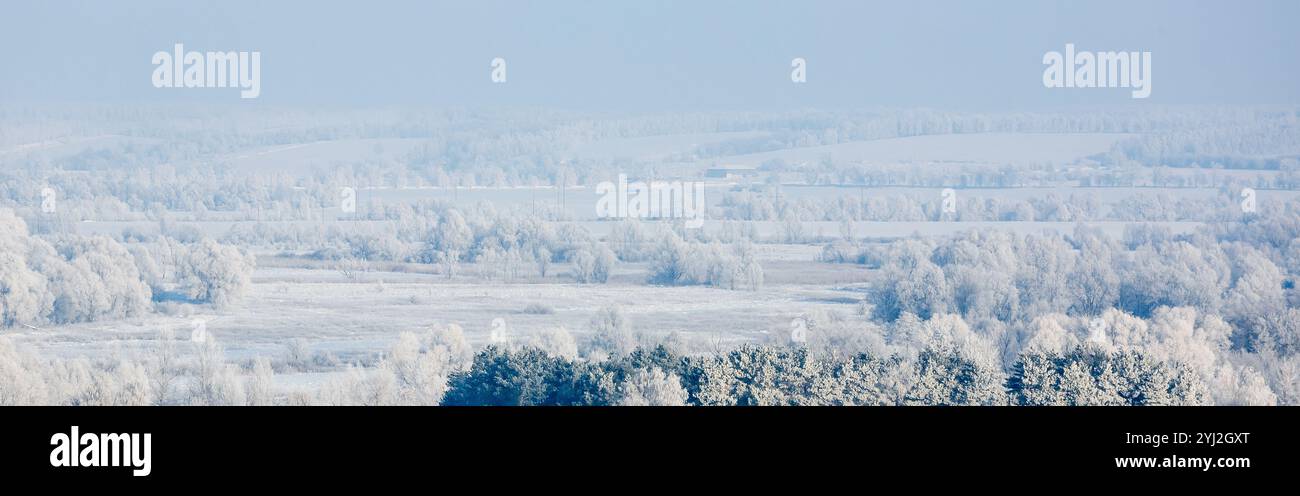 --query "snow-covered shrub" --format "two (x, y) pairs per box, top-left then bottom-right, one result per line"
(530, 327), (579, 360)
(617, 368), (688, 406)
